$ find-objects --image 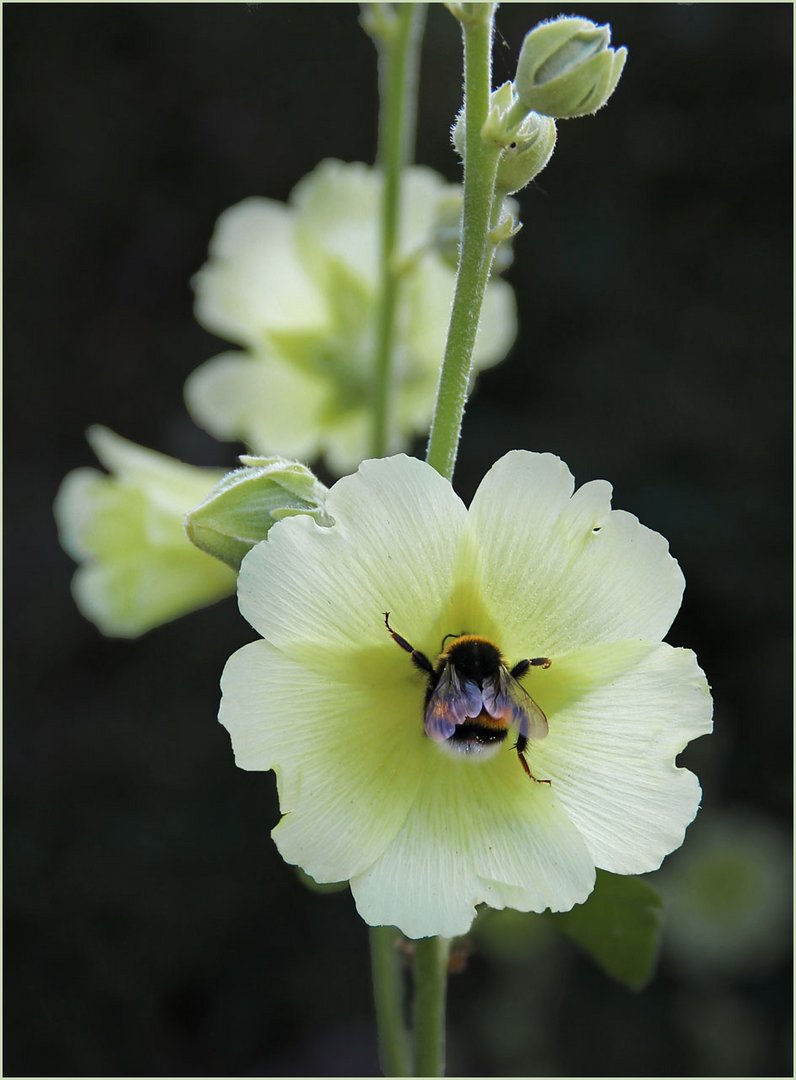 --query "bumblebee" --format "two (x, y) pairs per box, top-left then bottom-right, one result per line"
(383, 612), (552, 782)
